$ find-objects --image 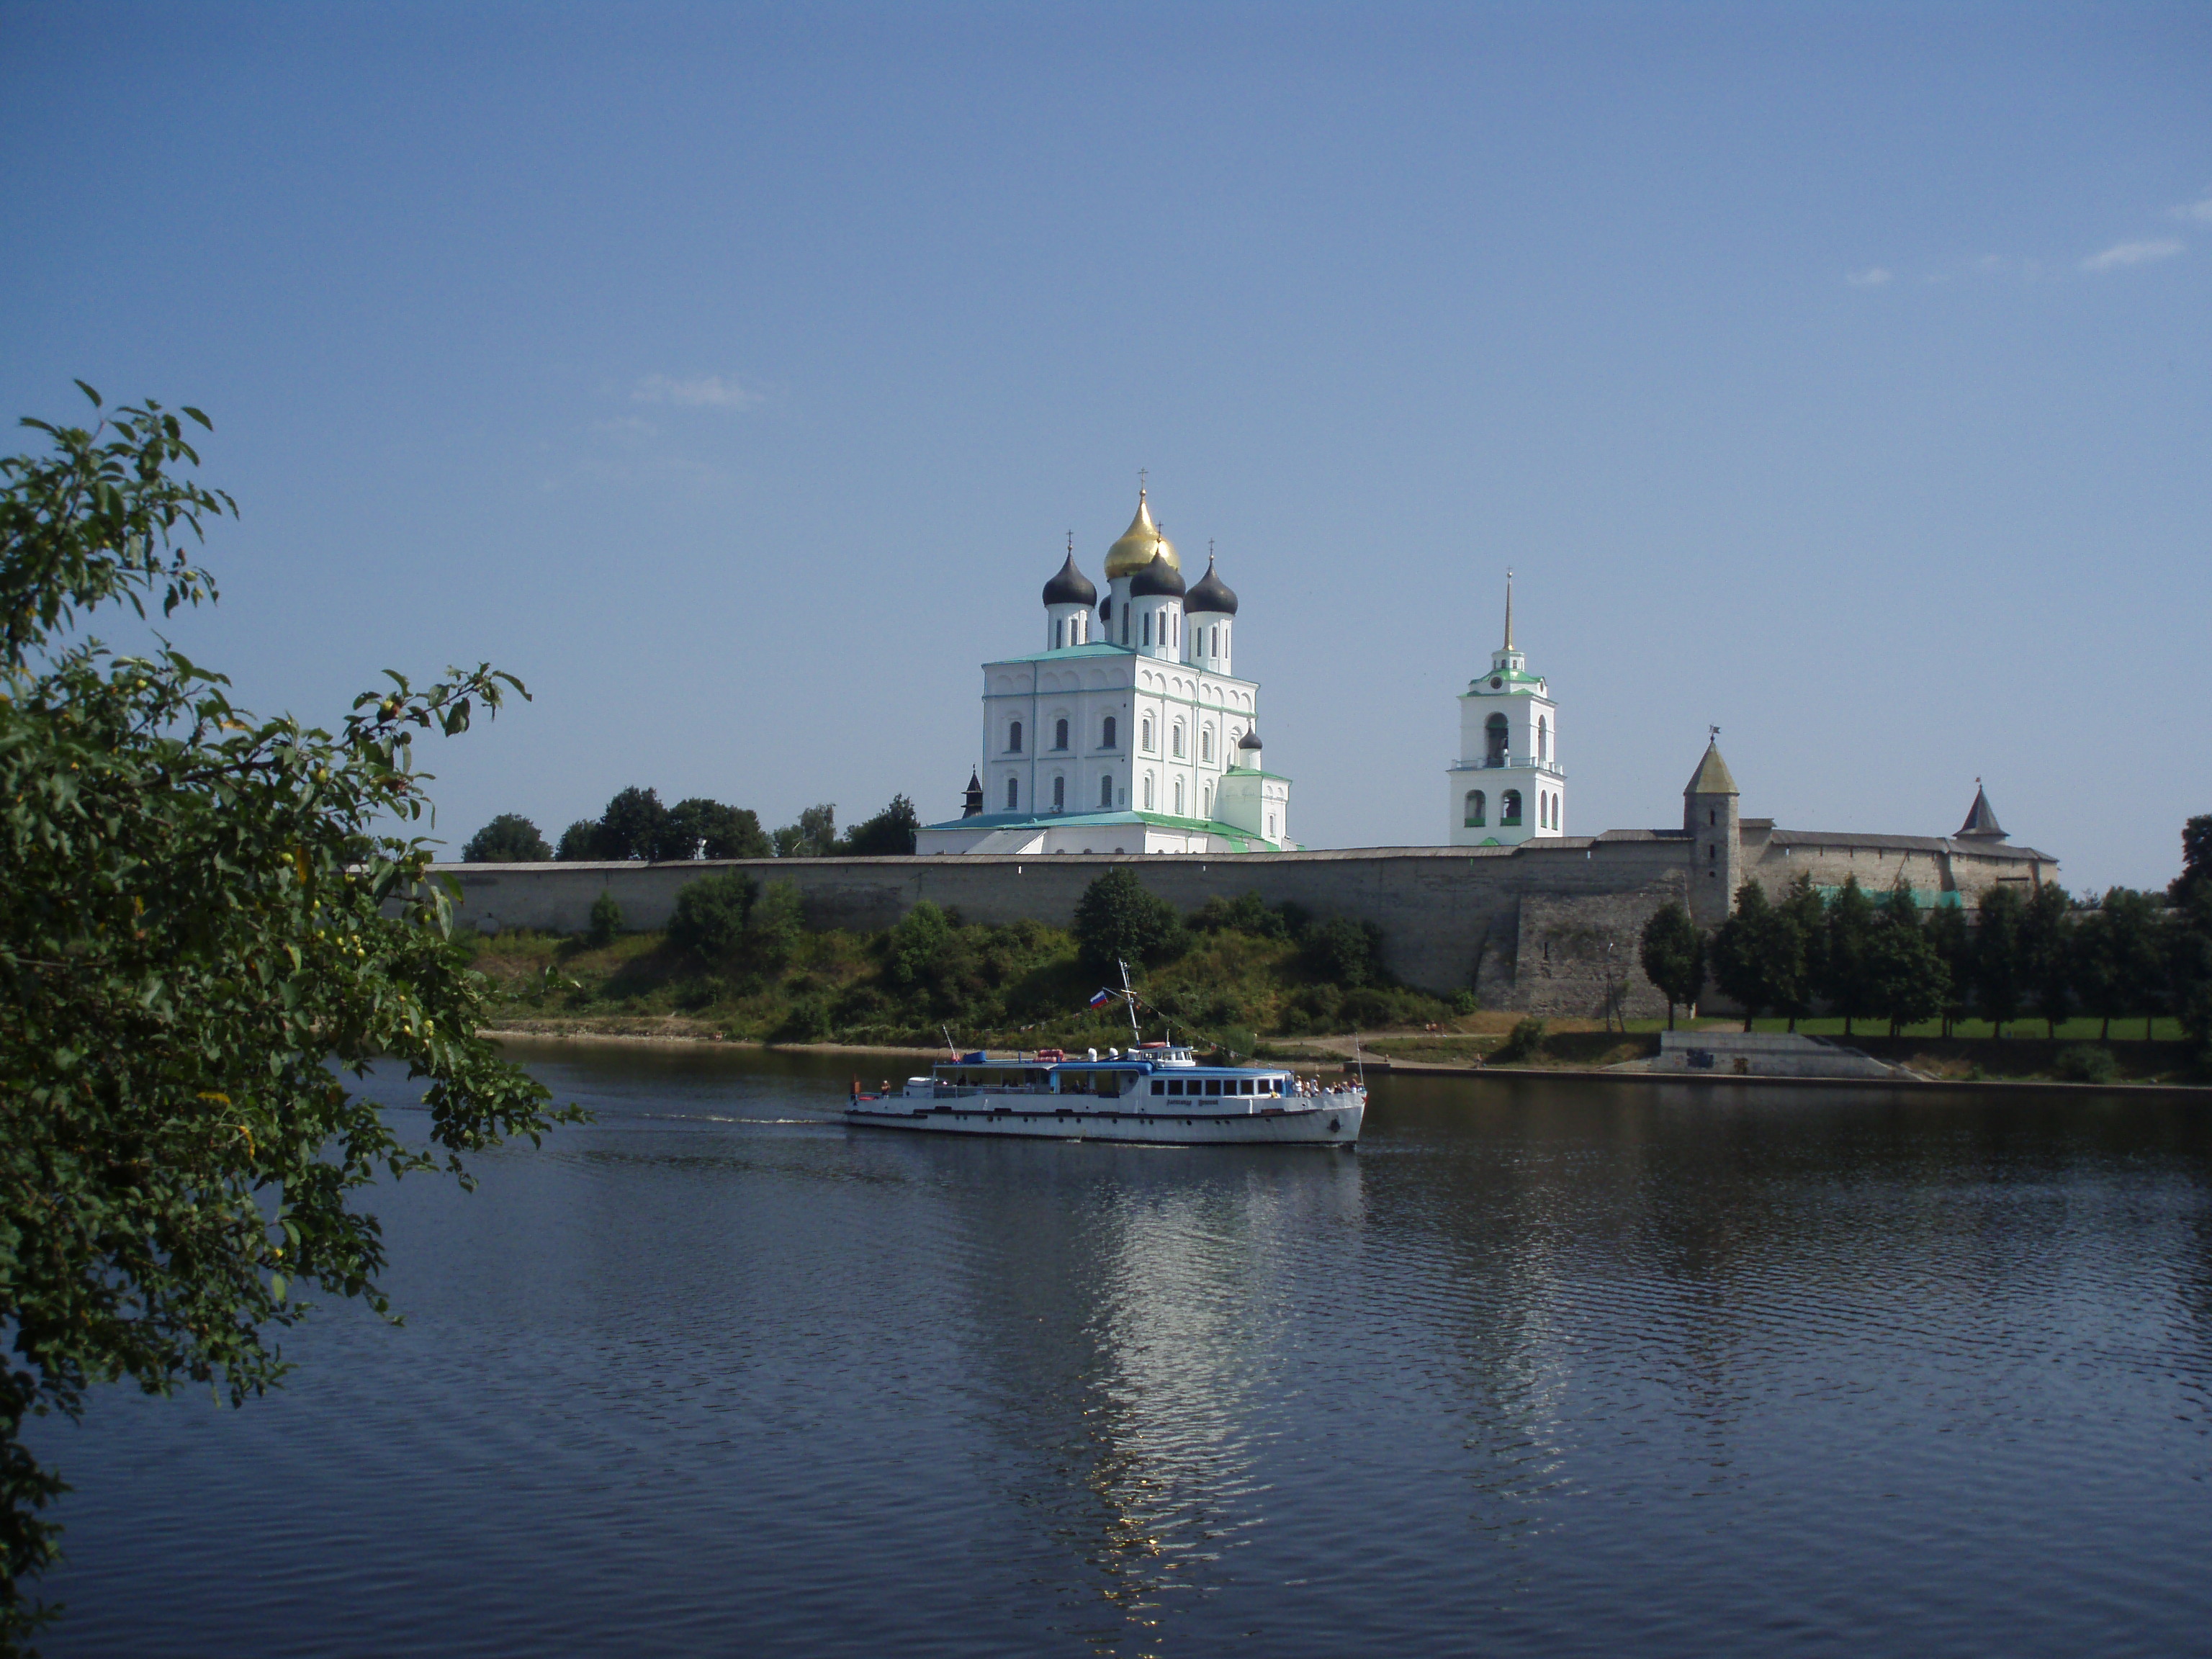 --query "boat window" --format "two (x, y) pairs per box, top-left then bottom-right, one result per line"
(1238, 1079), (1253, 1094)
(1098, 1074), (1123, 1097)
(1205, 1079), (1221, 1096)
(1150, 1080), (1164, 1095)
